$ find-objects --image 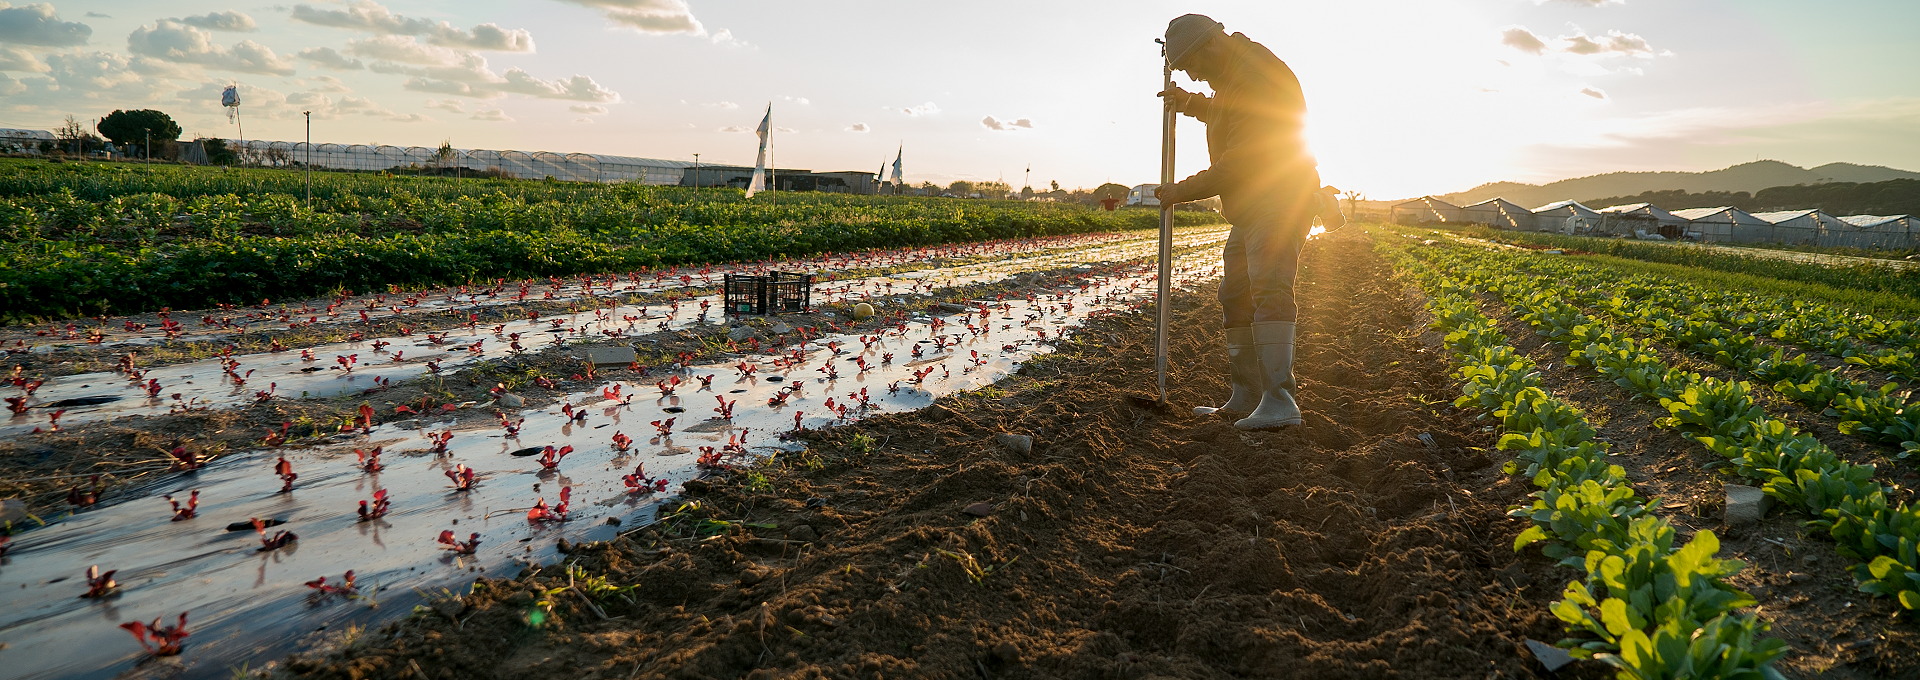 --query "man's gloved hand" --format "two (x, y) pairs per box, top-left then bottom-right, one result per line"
(1158, 85), (1200, 114)
(1155, 182), (1189, 205)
